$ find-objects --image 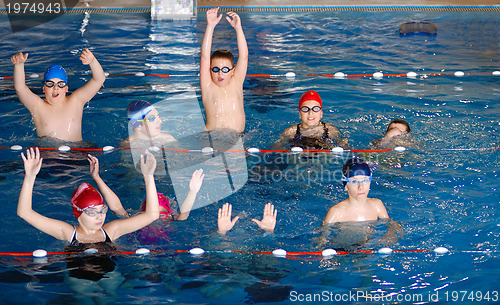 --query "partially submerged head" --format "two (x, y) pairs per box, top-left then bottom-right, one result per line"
(71, 183), (106, 220)
(210, 49), (235, 87)
(298, 90), (323, 128)
(342, 157), (372, 187)
(141, 192), (172, 220)
(386, 119), (411, 136)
